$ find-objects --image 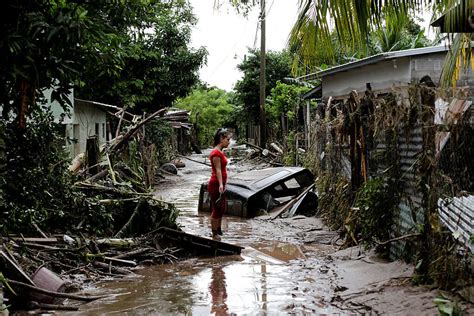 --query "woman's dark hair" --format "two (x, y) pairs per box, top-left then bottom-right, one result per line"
(213, 128), (230, 146)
